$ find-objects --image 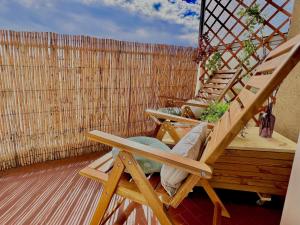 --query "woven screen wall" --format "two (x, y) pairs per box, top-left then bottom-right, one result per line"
(0, 30), (197, 170)
(201, 0), (293, 90)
